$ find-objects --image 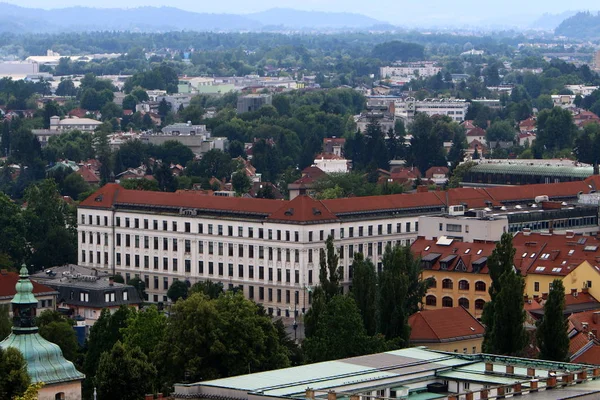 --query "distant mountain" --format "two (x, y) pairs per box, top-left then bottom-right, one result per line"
(529, 11), (579, 31)
(0, 3), (387, 33)
(247, 8), (383, 29)
(555, 11), (600, 38)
